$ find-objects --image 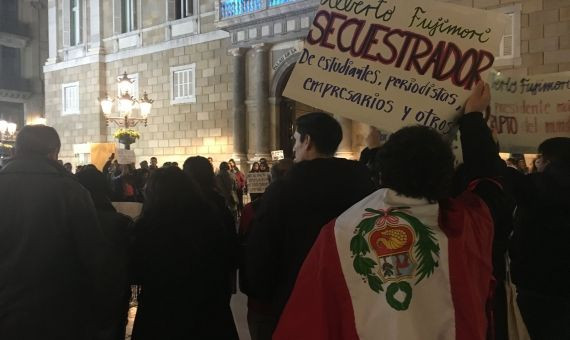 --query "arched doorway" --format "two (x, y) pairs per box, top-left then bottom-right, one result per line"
(273, 64), (320, 159)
